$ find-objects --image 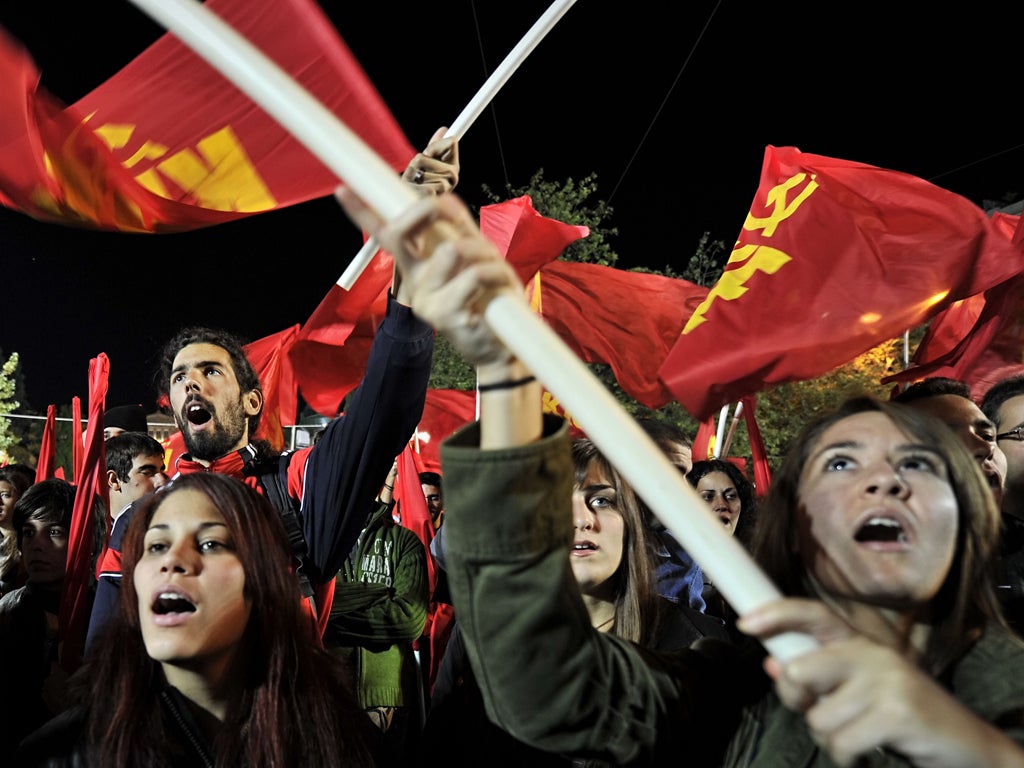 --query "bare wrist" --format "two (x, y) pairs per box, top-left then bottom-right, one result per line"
(477, 358), (530, 388)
